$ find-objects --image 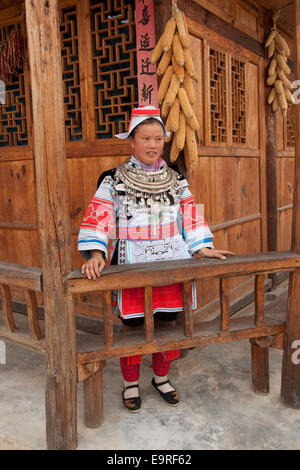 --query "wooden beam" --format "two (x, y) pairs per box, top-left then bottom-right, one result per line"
(281, 0), (300, 409)
(77, 321), (285, 364)
(67, 252), (300, 294)
(25, 0), (77, 449)
(0, 262), (42, 292)
(178, 0), (265, 57)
